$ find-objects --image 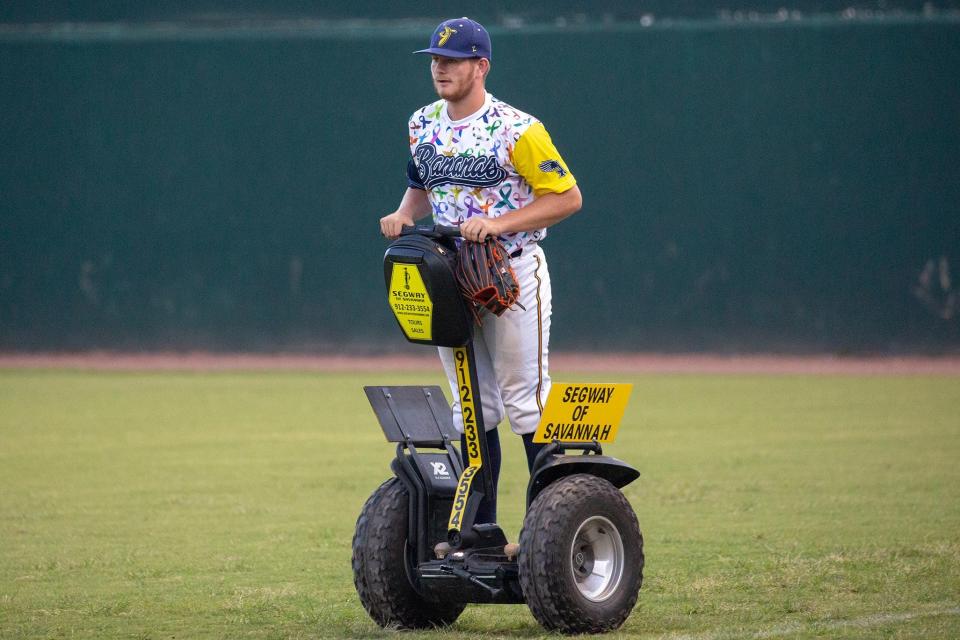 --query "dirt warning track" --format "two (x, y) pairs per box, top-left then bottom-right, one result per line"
(1, 352), (959, 375)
